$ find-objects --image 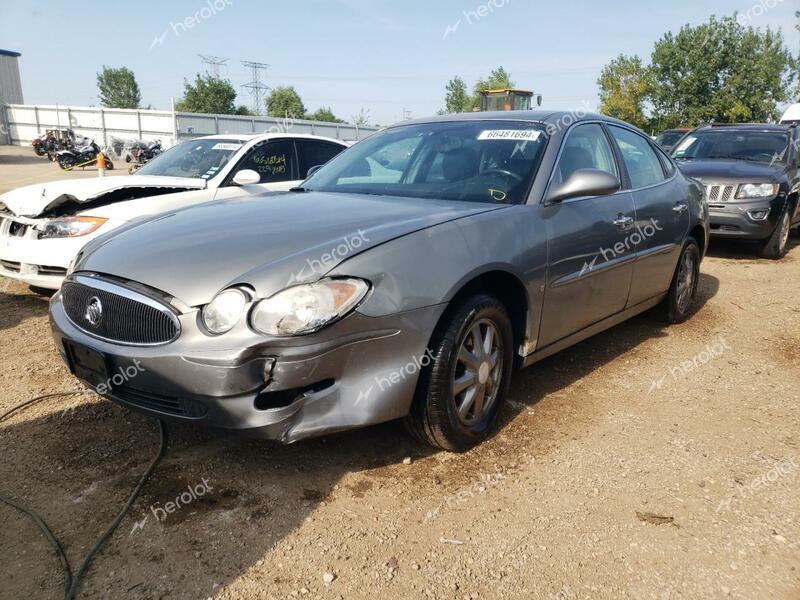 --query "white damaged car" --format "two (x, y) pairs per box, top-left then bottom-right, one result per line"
(0, 133), (348, 290)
